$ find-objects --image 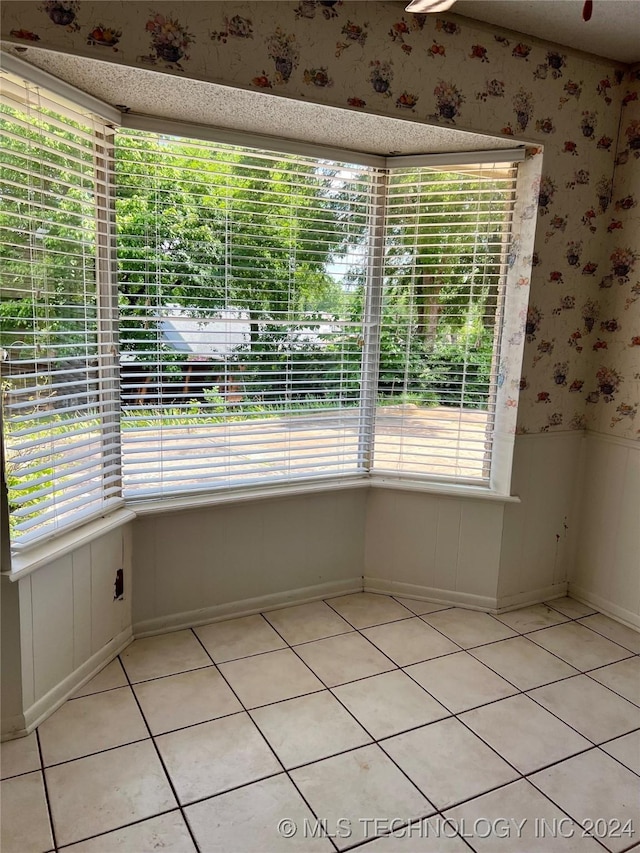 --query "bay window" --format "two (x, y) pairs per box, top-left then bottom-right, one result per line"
(1, 67), (525, 551)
